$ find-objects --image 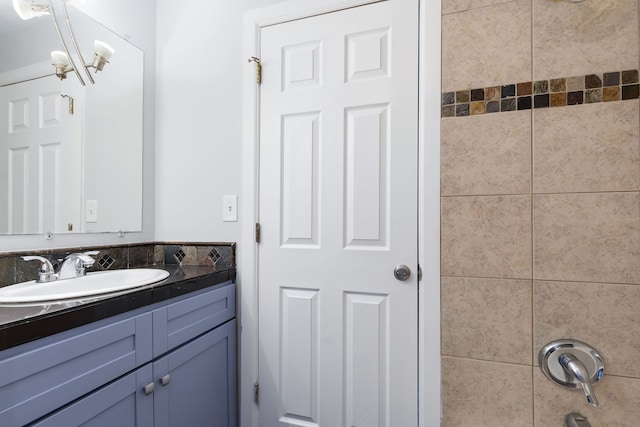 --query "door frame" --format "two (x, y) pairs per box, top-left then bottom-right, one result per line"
(240, 1), (441, 426)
